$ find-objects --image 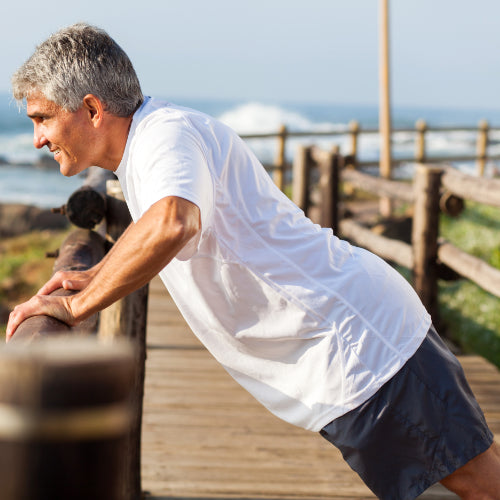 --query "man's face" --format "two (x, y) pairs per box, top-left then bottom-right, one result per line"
(26, 94), (94, 177)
